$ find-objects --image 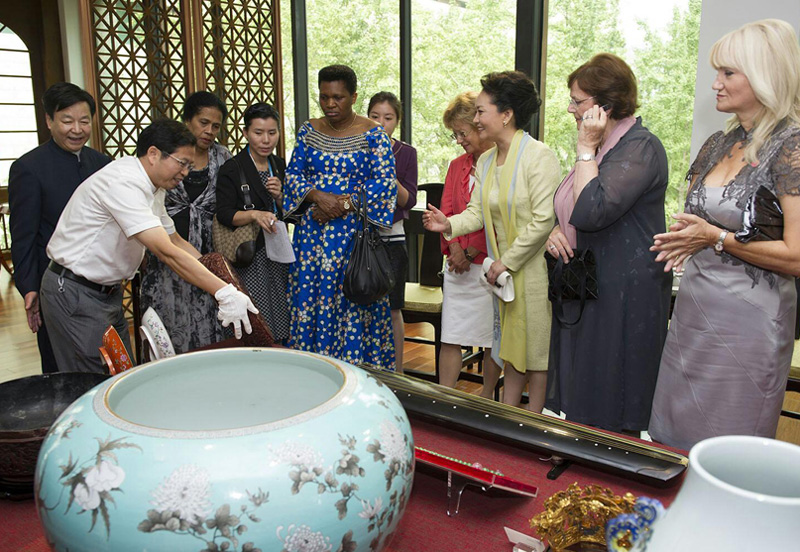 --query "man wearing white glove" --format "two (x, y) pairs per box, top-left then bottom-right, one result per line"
(41, 119), (258, 373)
(214, 283), (257, 339)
